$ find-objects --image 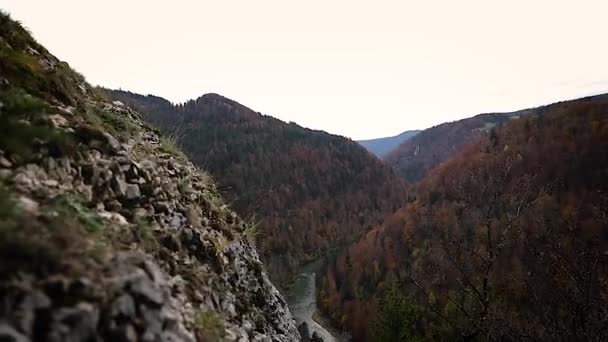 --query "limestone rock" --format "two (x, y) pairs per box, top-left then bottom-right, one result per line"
(48, 114), (69, 128)
(130, 277), (163, 306)
(0, 324), (29, 342)
(17, 196), (39, 215)
(48, 302), (99, 342)
(98, 211), (128, 225)
(103, 132), (121, 152)
(0, 156), (12, 168)
(112, 176), (128, 197)
(110, 294), (136, 318)
(125, 183), (141, 200)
